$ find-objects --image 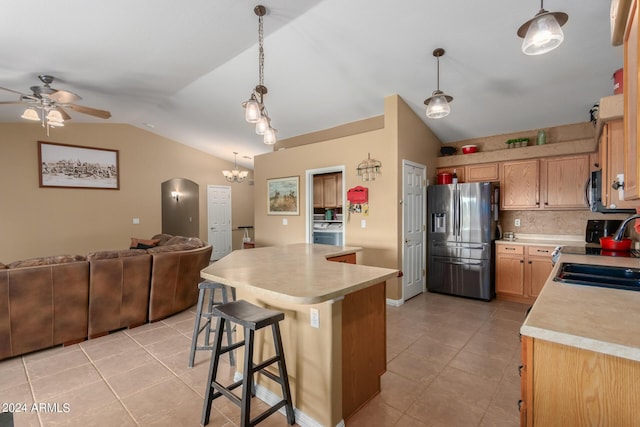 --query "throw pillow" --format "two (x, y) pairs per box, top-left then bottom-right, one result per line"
(130, 237), (160, 250)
